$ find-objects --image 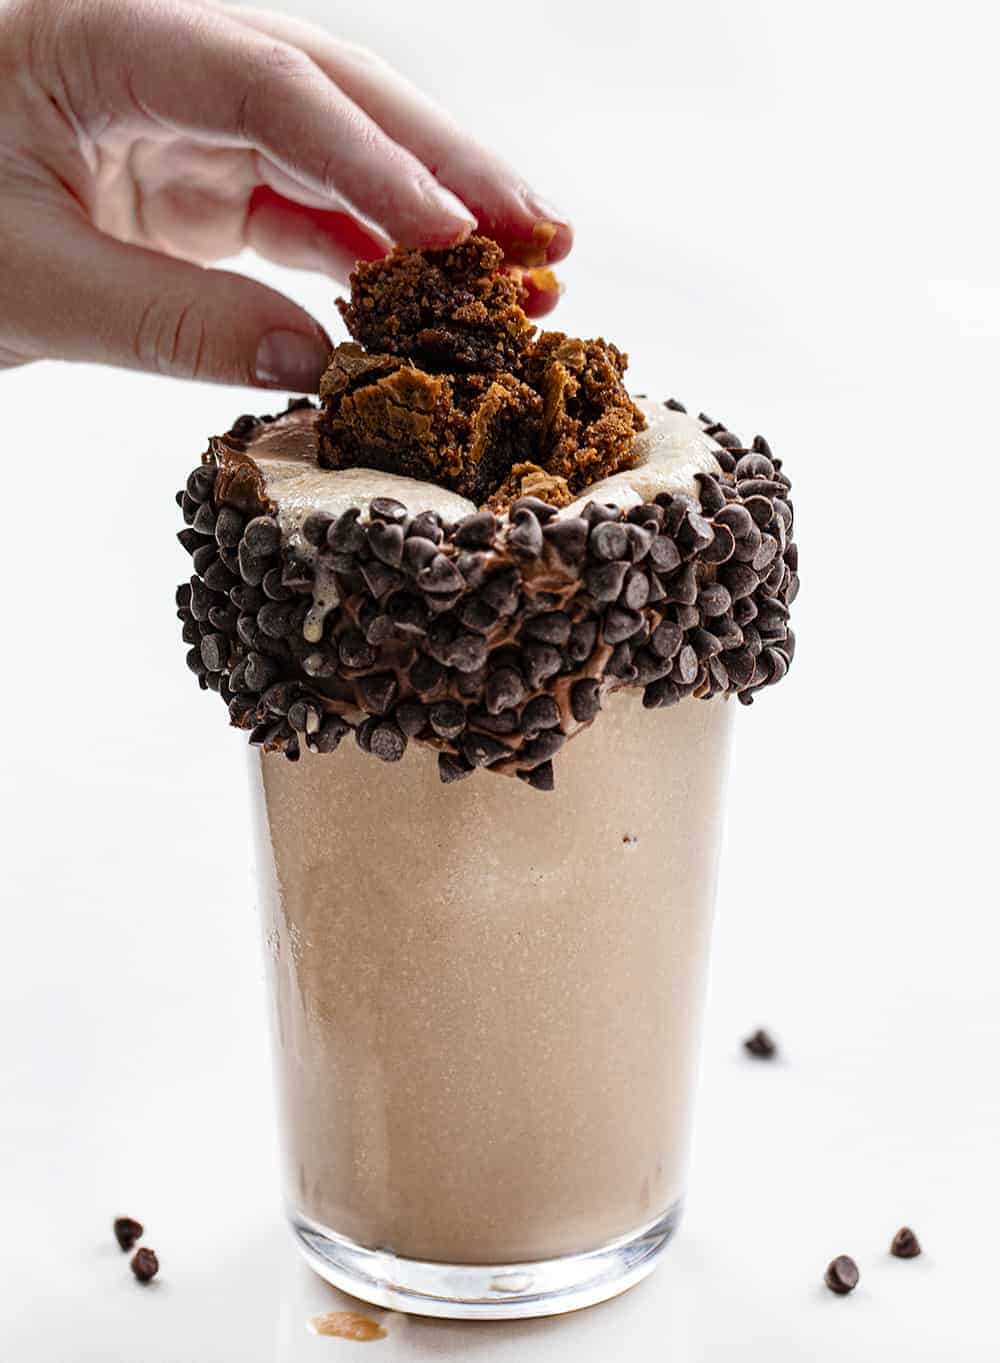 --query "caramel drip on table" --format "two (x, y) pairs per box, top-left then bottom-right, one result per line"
(308, 1310), (387, 1341)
